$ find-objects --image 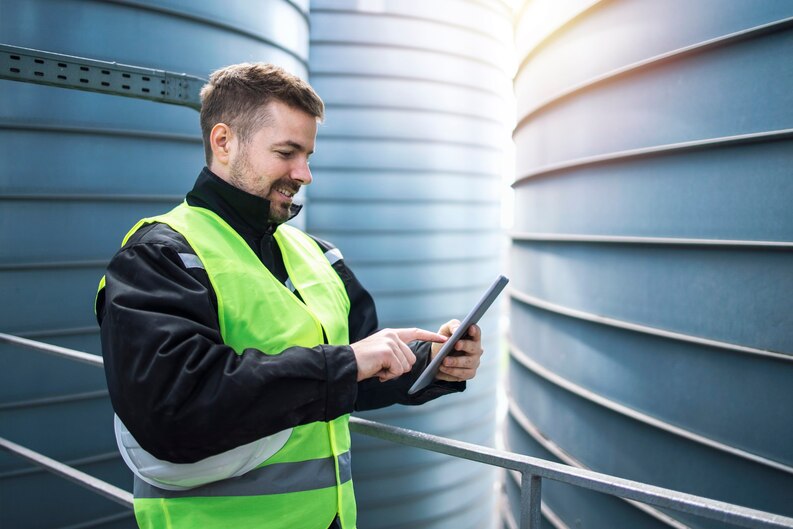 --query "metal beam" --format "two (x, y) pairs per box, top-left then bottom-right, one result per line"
(0, 43), (204, 110)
